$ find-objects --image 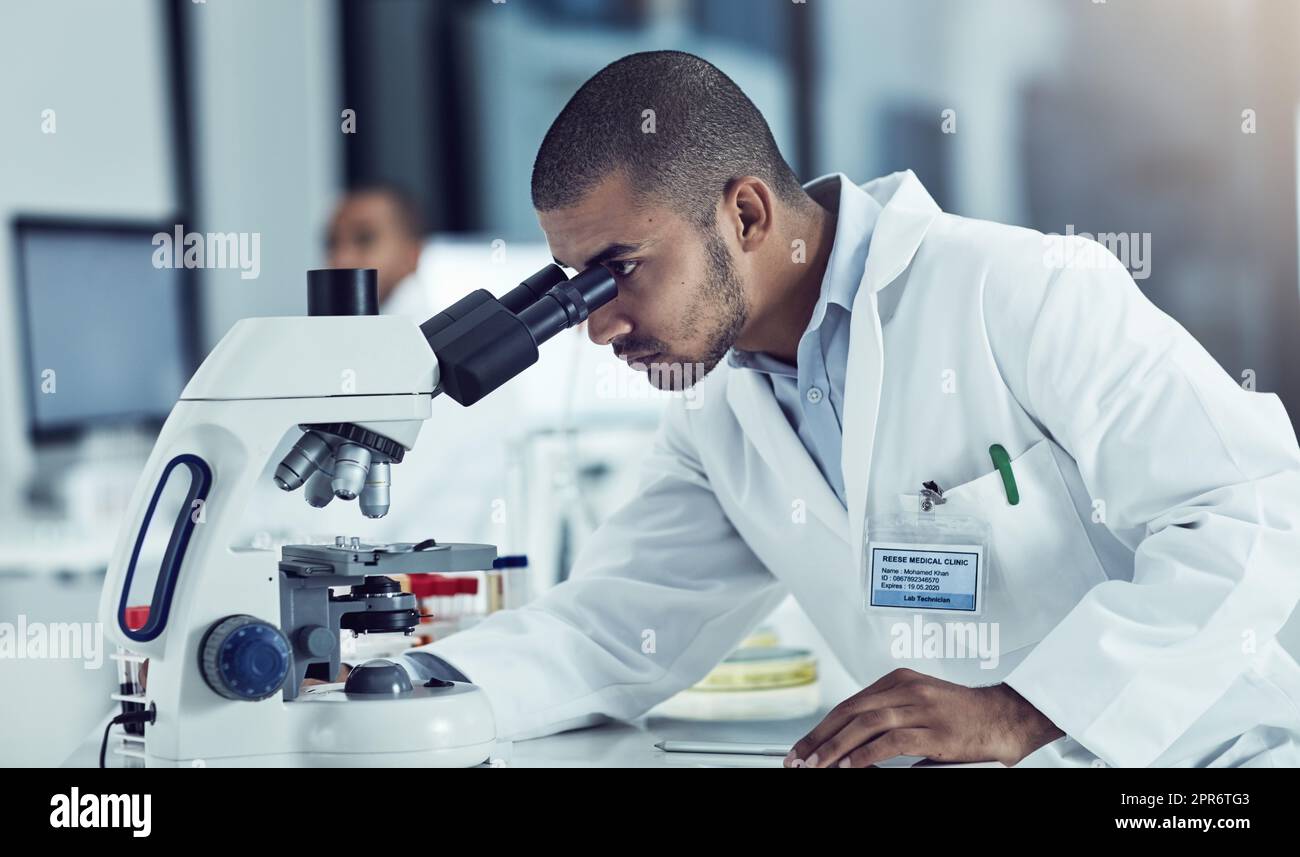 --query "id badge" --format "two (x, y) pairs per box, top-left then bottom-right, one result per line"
(863, 484), (991, 615)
